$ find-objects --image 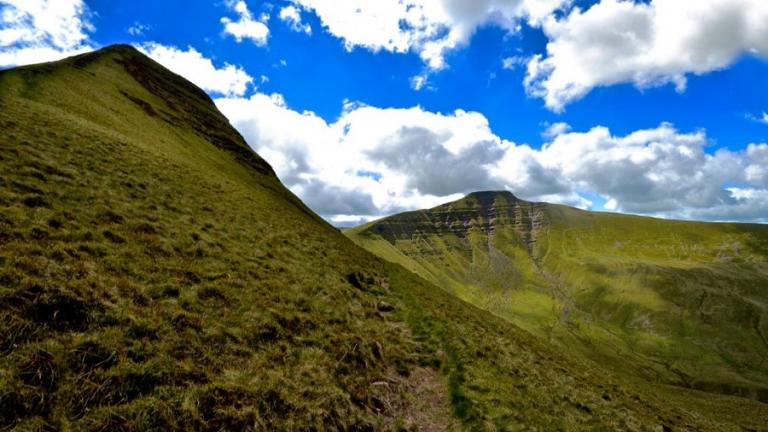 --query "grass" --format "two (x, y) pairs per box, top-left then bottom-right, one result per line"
(348, 191), (768, 408)
(1, 45), (767, 431)
(0, 46), (430, 430)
